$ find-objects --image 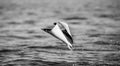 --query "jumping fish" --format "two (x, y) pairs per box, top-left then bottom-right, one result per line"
(41, 22), (73, 50)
